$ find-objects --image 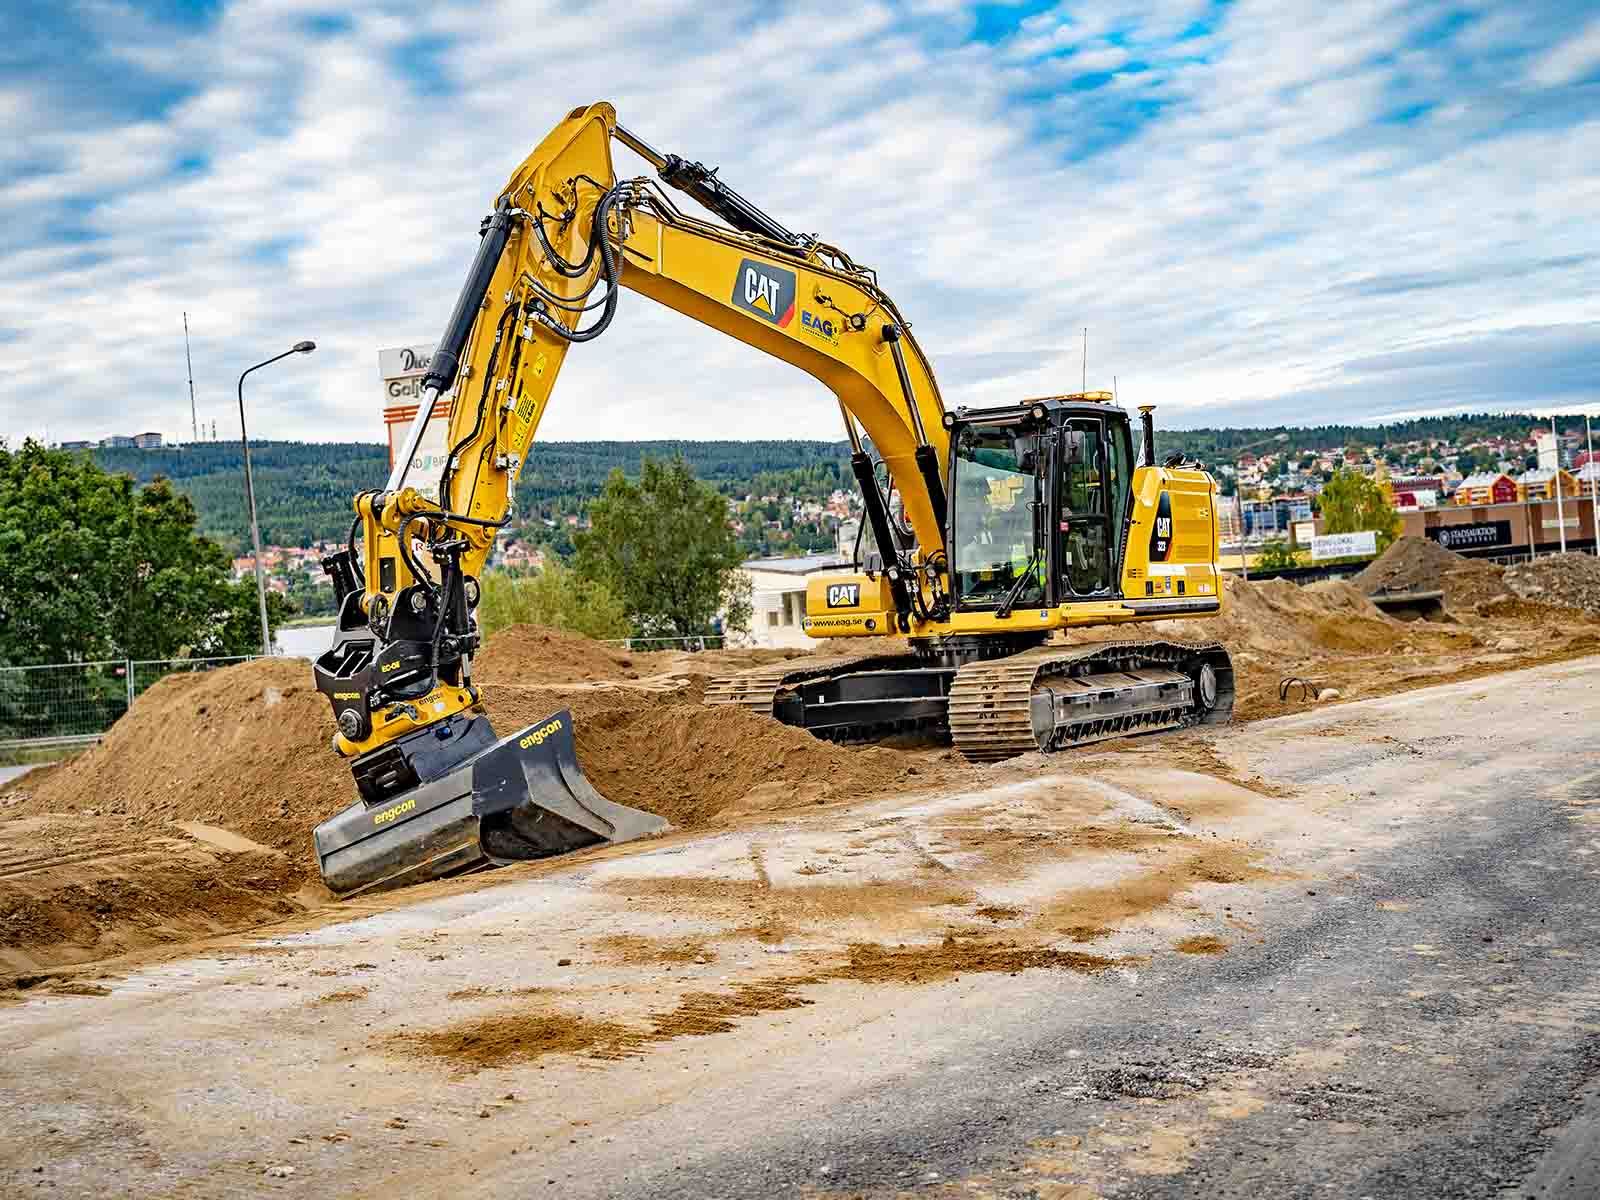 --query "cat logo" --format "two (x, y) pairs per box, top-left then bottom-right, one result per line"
(826, 583), (861, 608)
(731, 259), (796, 327)
(1148, 492), (1174, 562)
